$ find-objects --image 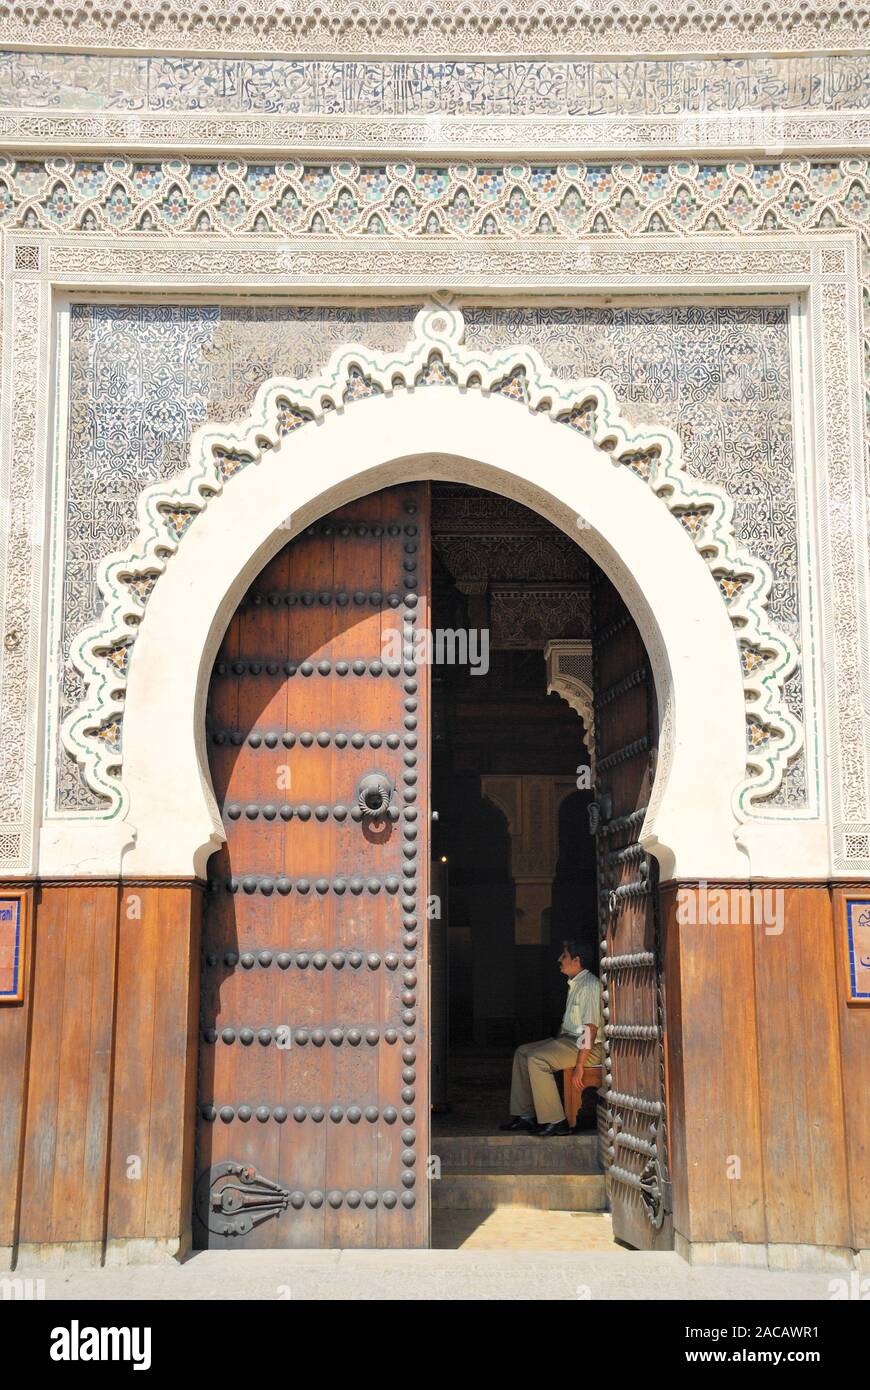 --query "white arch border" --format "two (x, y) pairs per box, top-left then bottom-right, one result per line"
(120, 407), (745, 880)
(57, 302), (804, 881)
